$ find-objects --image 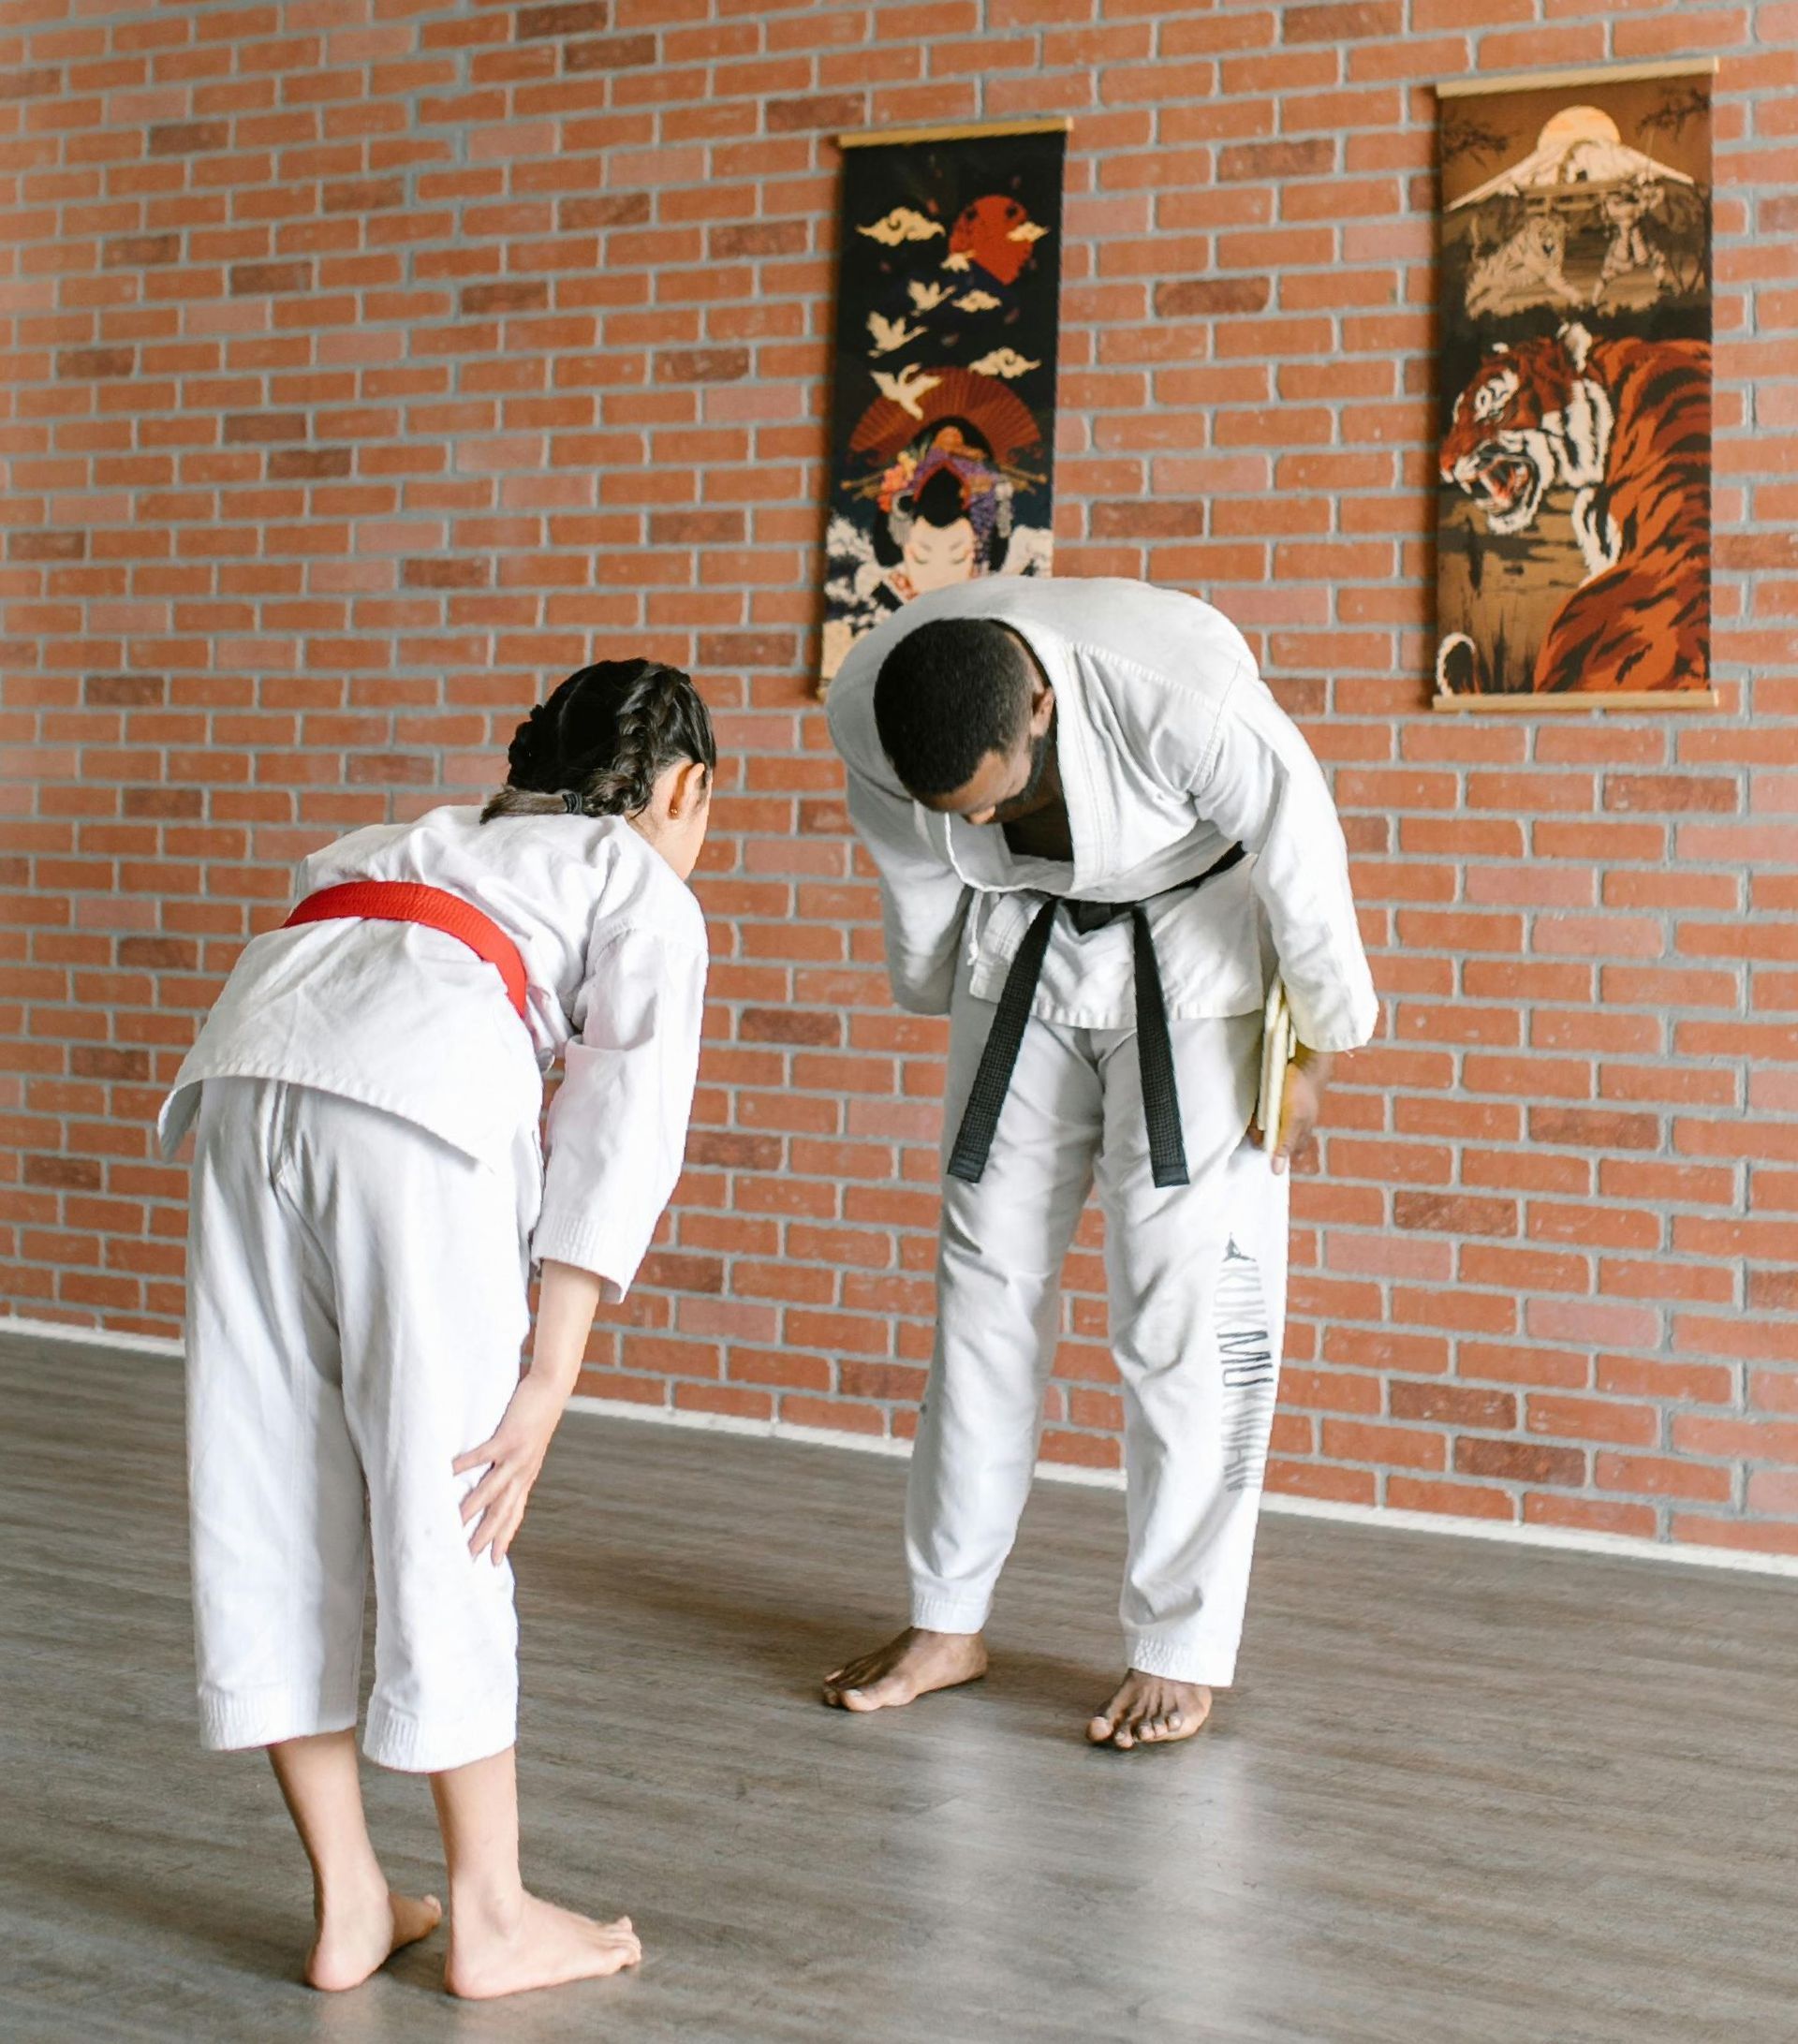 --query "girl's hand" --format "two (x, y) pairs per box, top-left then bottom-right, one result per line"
(452, 1257), (604, 1566)
(452, 1372), (566, 1566)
